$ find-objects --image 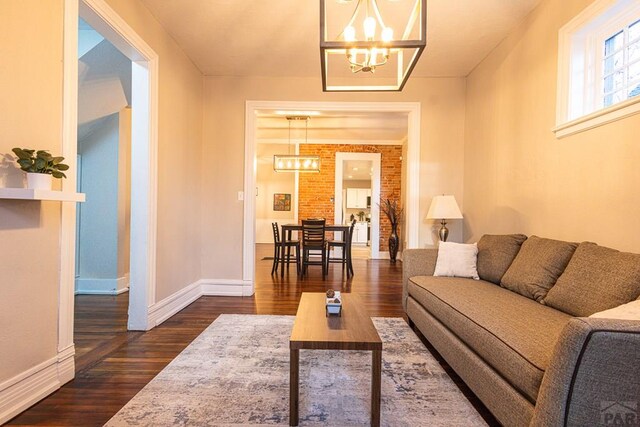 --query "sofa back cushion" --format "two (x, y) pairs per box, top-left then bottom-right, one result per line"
(477, 234), (528, 284)
(543, 242), (640, 316)
(500, 236), (578, 302)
